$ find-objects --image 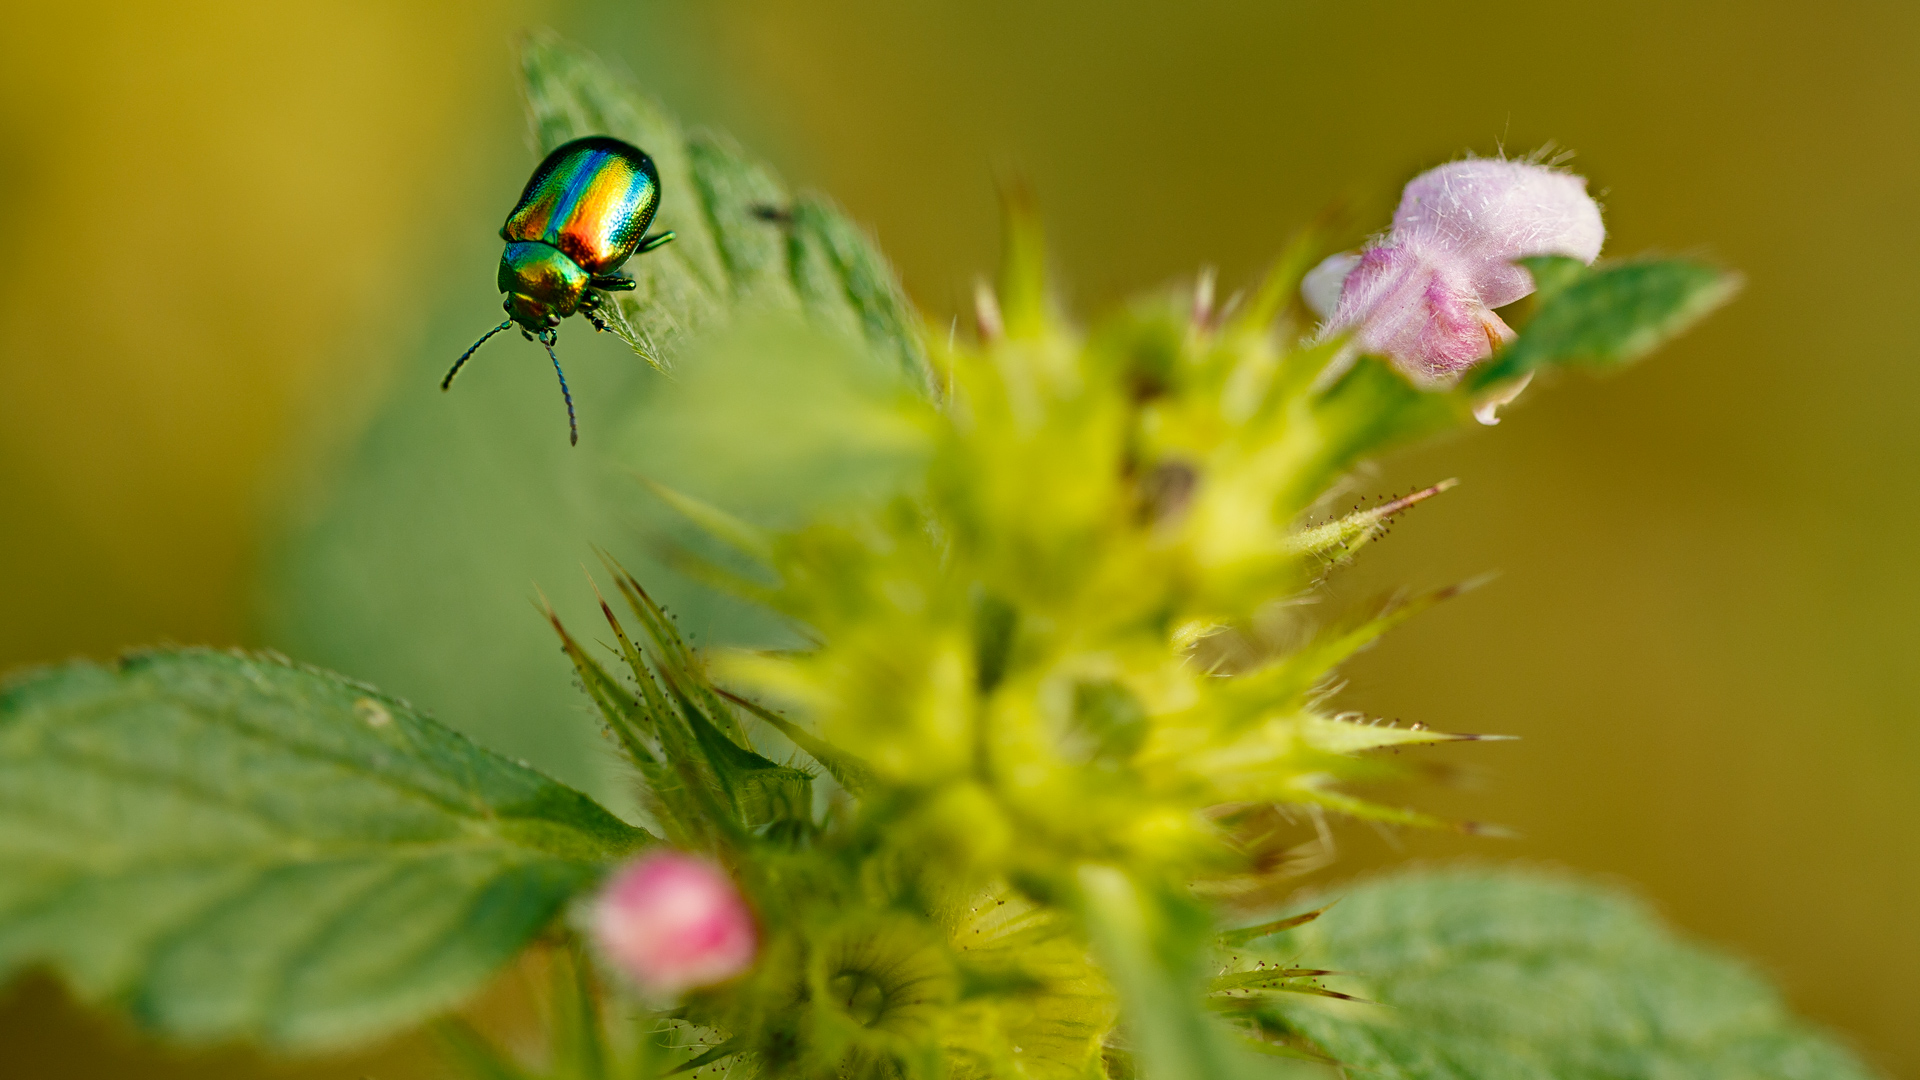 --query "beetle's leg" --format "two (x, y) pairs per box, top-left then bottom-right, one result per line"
(590, 272), (637, 291)
(538, 329), (579, 446)
(636, 230), (676, 255)
(578, 290), (612, 332)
